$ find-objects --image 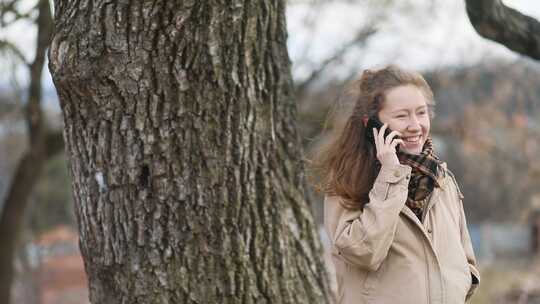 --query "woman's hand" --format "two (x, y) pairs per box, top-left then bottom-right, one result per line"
(373, 123), (403, 166)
